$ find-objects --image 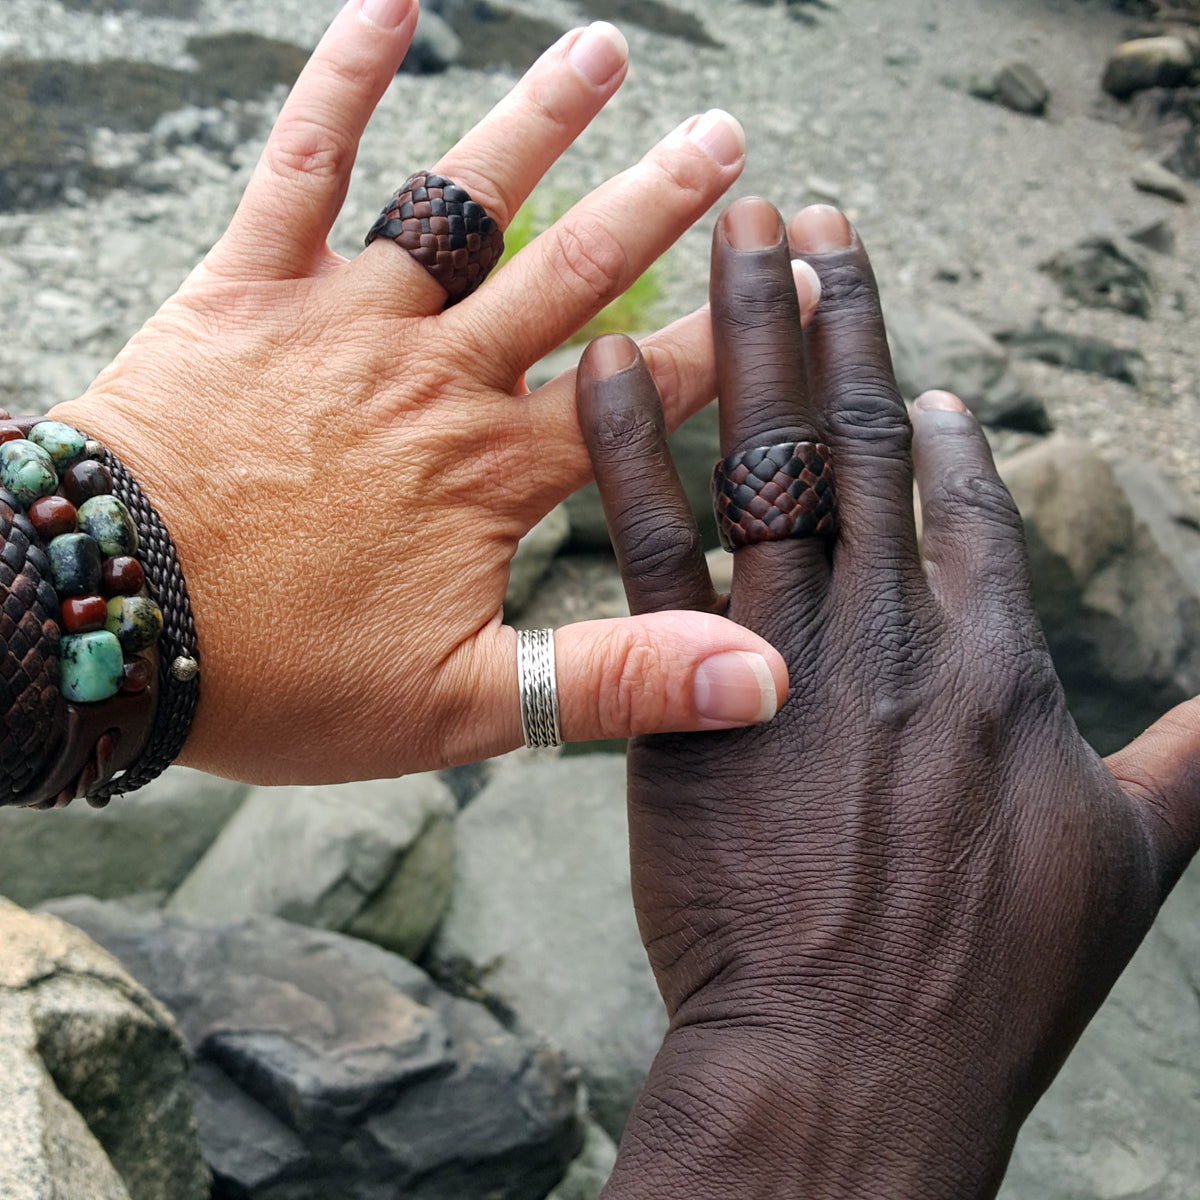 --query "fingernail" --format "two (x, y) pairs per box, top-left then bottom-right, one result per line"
(686, 109), (746, 167)
(694, 652), (778, 725)
(568, 21), (628, 87)
(792, 258), (822, 323)
(788, 204), (853, 253)
(722, 196), (784, 250)
(359, 0), (414, 31)
(587, 334), (639, 379)
(914, 390), (968, 414)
